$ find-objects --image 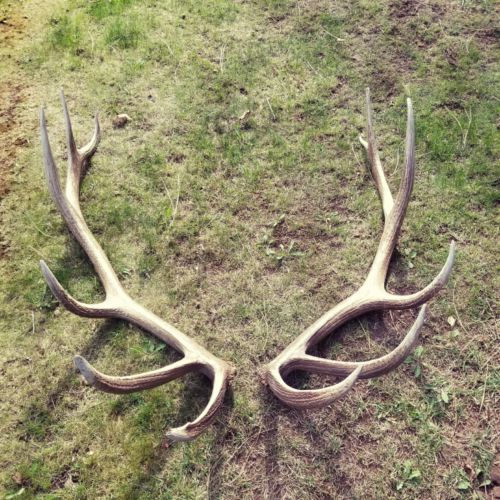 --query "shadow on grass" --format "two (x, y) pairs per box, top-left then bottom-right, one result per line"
(19, 317), (221, 443)
(124, 385), (235, 498)
(206, 386), (280, 498)
(261, 389), (281, 498)
(204, 389), (236, 498)
(18, 315), (237, 495)
(20, 318), (121, 441)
